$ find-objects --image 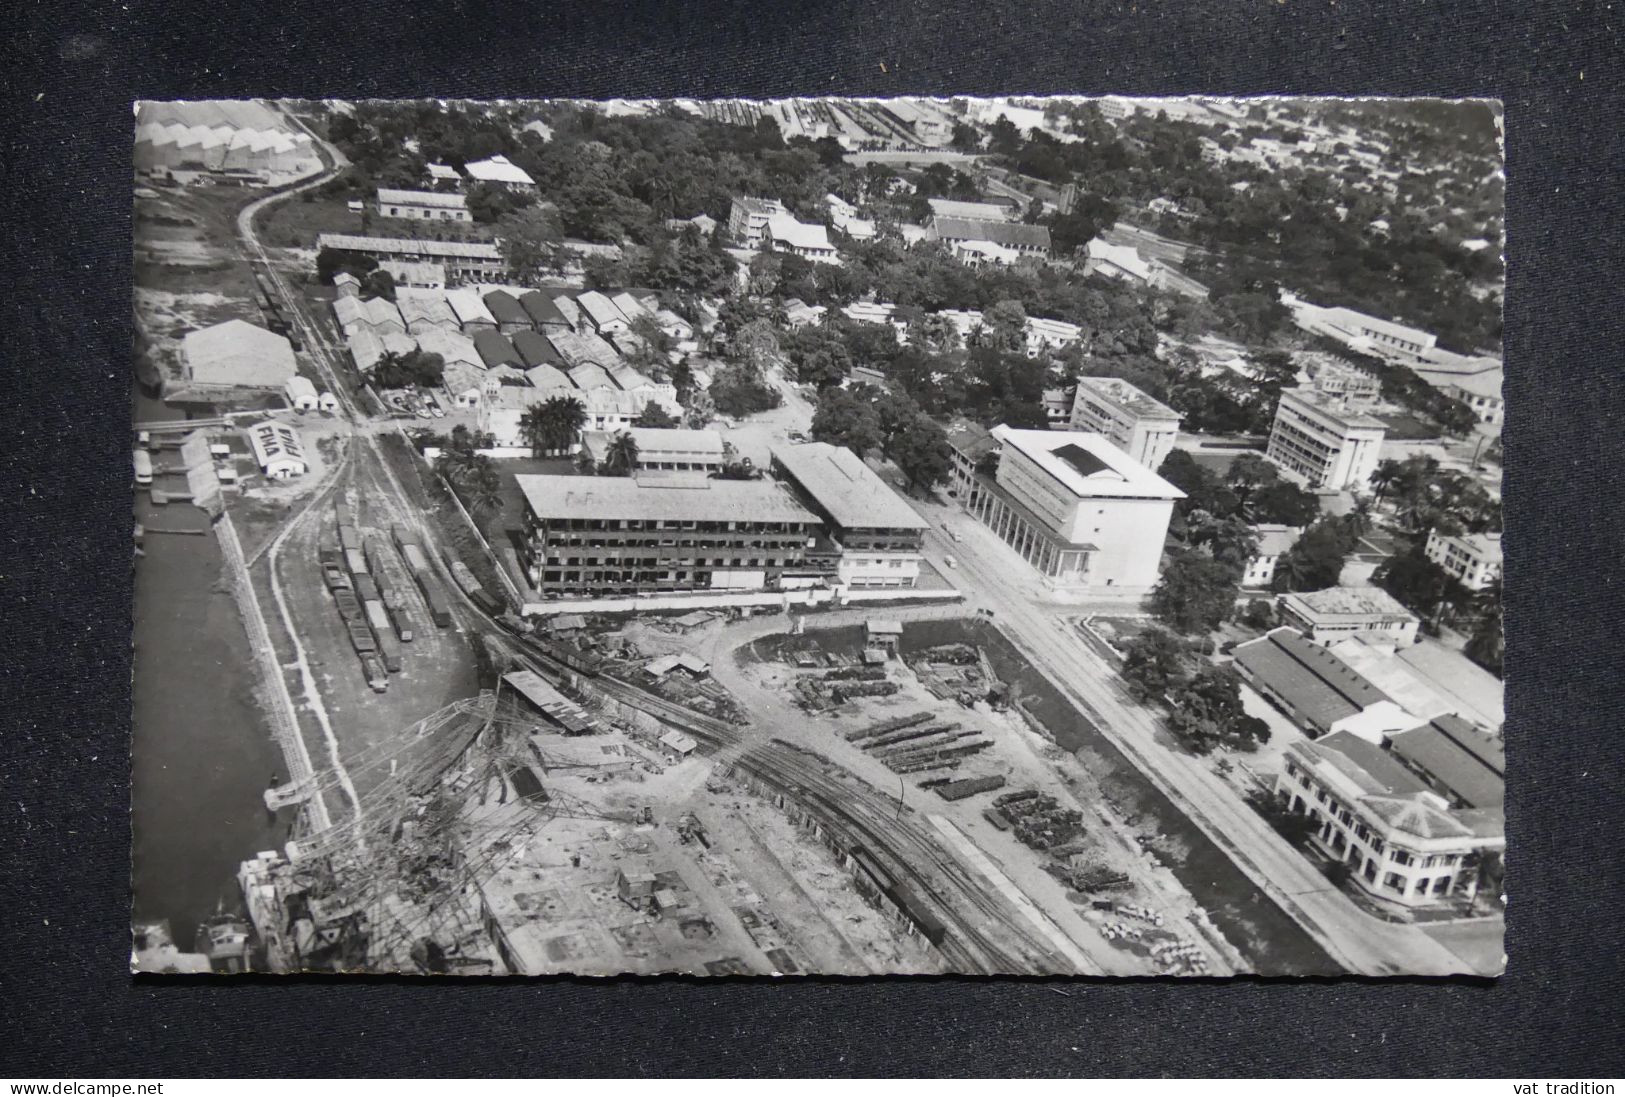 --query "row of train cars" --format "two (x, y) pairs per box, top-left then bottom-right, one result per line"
(319, 502), (501, 691)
